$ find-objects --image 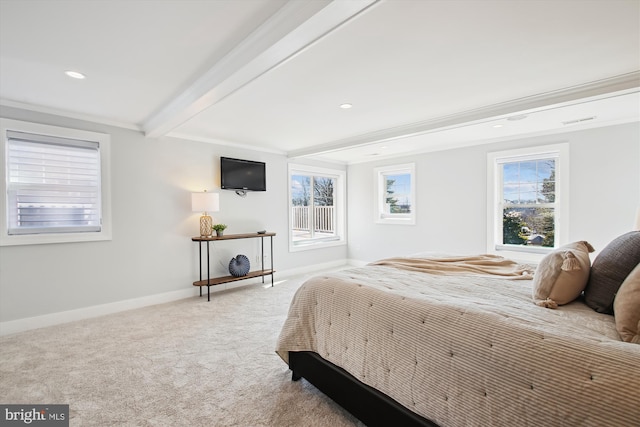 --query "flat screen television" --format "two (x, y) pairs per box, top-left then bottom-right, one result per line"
(220, 157), (266, 192)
